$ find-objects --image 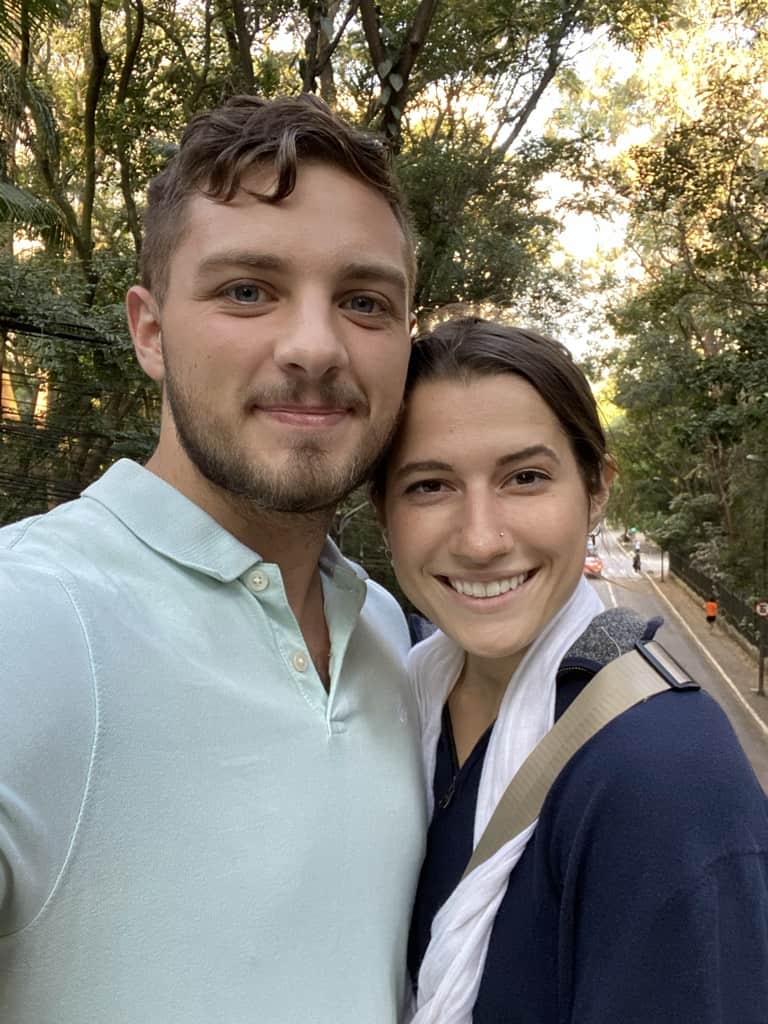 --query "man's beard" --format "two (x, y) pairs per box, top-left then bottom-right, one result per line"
(164, 370), (400, 514)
